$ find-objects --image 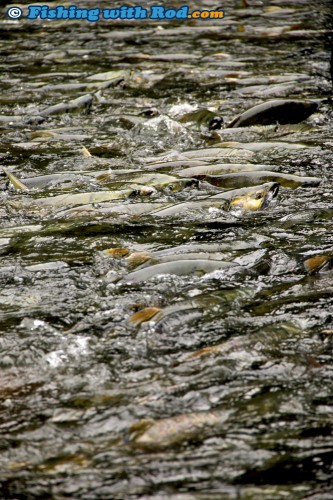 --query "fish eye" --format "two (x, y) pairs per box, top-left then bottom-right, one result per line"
(254, 192), (263, 199)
